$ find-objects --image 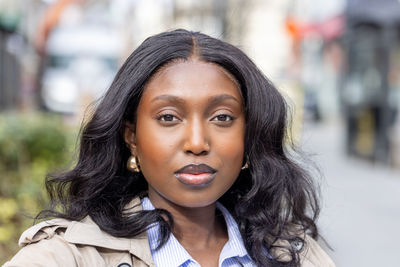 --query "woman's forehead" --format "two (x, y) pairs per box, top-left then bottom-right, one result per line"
(141, 60), (242, 99)
(151, 59), (239, 87)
